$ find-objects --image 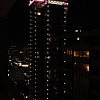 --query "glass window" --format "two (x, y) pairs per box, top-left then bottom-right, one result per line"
(74, 51), (89, 58)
